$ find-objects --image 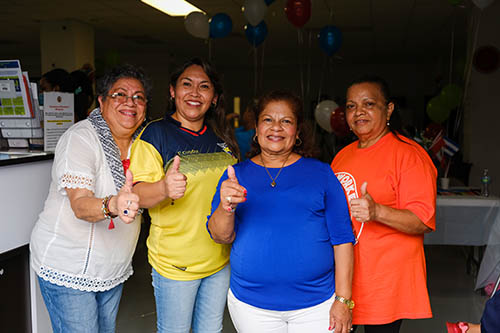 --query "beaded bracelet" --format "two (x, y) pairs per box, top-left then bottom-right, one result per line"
(102, 195), (118, 218)
(102, 195), (118, 230)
